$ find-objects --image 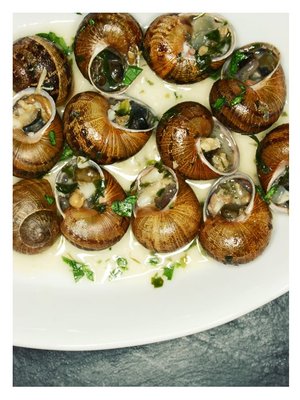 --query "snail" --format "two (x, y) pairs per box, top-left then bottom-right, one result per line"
(13, 79), (65, 178)
(63, 91), (157, 164)
(131, 163), (202, 253)
(156, 101), (239, 180)
(198, 173), (272, 264)
(257, 123), (289, 212)
(13, 179), (61, 255)
(13, 35), (72, 106)
(209, 42), (286, 134)
(74, 13), (143, 95)
(143, 13), (236, 84)
(55, 156), (130, 250)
